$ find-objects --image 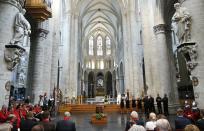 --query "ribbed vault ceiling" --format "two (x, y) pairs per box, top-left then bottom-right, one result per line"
(75, 0), (122, 42)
